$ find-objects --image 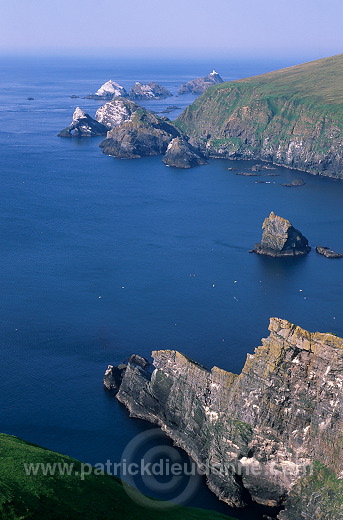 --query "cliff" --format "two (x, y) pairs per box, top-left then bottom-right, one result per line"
(109, 318), (343, 519)
(175, 54), (343, 179)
